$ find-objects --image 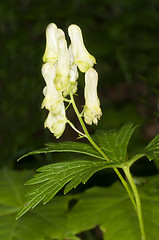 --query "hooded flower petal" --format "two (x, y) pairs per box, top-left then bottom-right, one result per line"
(68, 24), (96, 73)
(43, 23), (58, 64)
(84, 68), (102, 125)
(44, 104), (67, 139)
(41, 62), (63, 115)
